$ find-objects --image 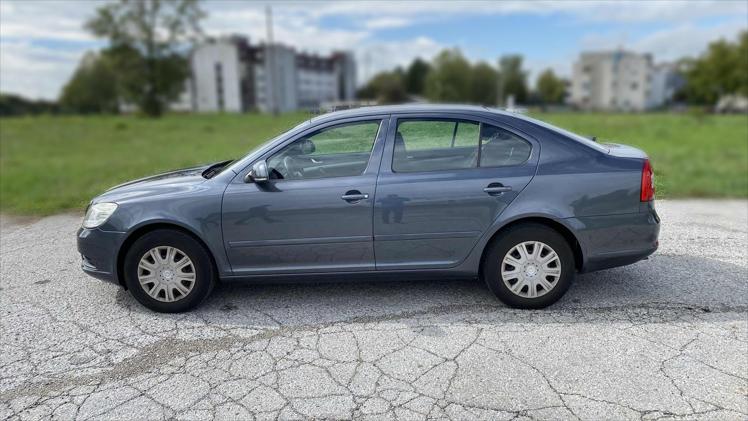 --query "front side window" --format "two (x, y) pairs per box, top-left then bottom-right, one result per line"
(267, 120), (380, 180)
(392, 119), (530, 173)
